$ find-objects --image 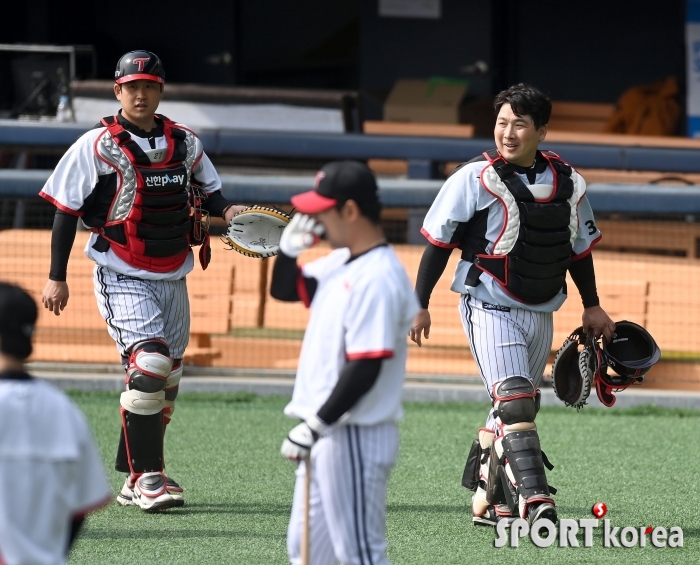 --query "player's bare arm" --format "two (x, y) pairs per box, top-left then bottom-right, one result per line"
(410, 308), (431, 347)
(41, 280), (69, 316)
(223, 204), (246, 223)
(582, 305), (615, 342)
